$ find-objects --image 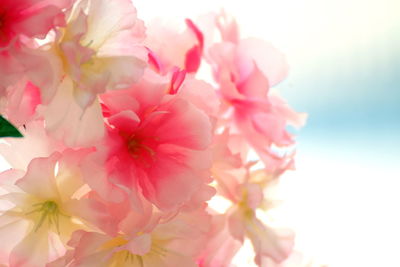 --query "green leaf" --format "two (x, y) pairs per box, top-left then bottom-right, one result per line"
(0, 115), (23, 138)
